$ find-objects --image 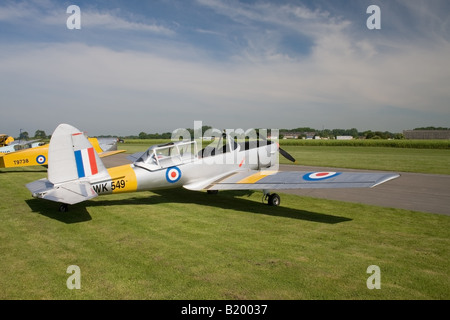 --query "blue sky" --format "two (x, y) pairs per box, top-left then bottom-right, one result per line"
(1, 0), (449, 136)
